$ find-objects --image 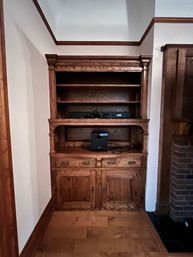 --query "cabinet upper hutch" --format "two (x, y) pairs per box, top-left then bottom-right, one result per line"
(46, 55), (150, 211)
